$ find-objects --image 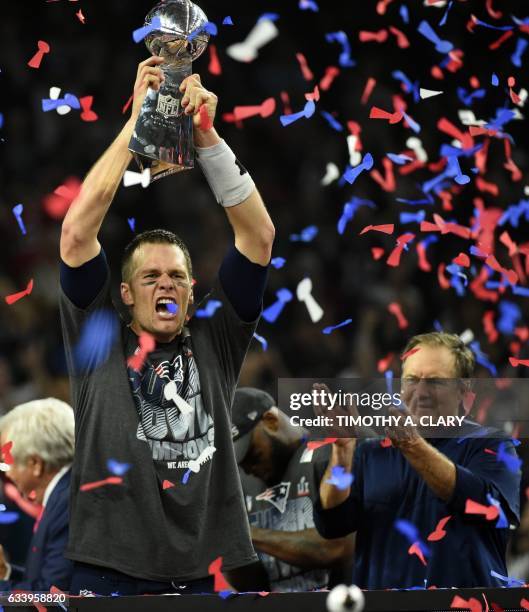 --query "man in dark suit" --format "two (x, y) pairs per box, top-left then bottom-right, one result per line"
(0, 398), (75, 590)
